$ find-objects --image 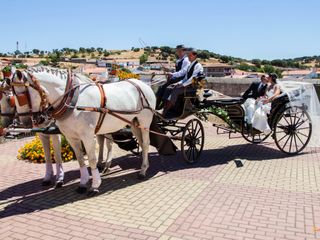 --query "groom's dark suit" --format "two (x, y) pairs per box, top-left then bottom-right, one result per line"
(242, 82), (267, 100)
